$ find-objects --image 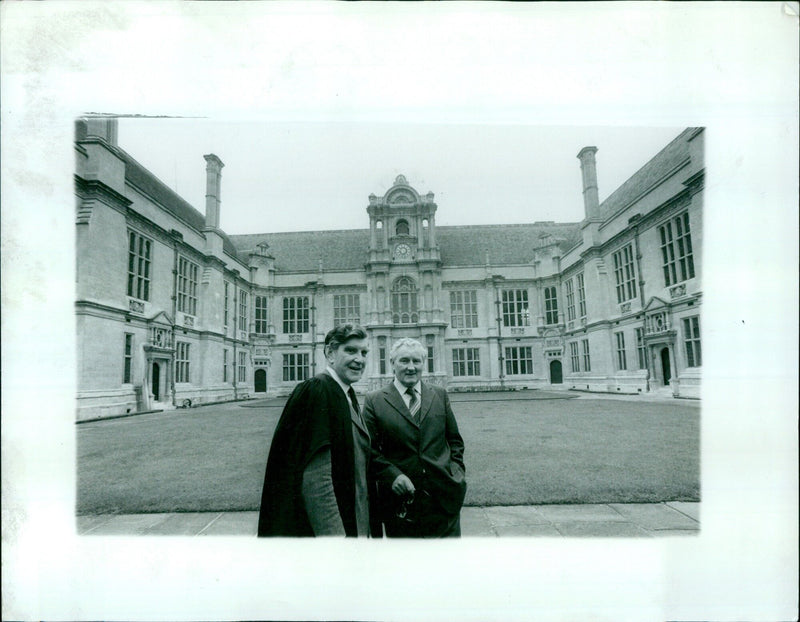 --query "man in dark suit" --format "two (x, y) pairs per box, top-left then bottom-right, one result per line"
(257, 324), (379, 537)
(364, 337), (467, 538)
